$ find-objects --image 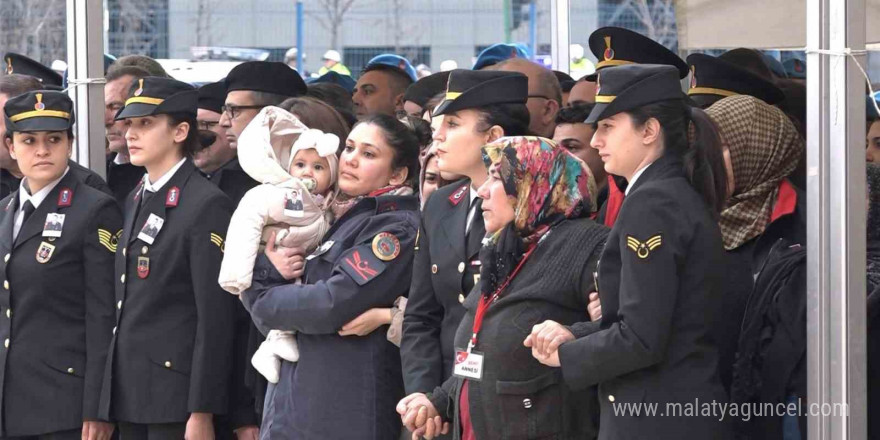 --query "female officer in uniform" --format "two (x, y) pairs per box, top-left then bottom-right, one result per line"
(400, 70), (530, 416)
(526, 64), (734, 439)
(240, 113), (420, 439)
(97, 77), (236, 440)
(0, 91), (120, 440)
